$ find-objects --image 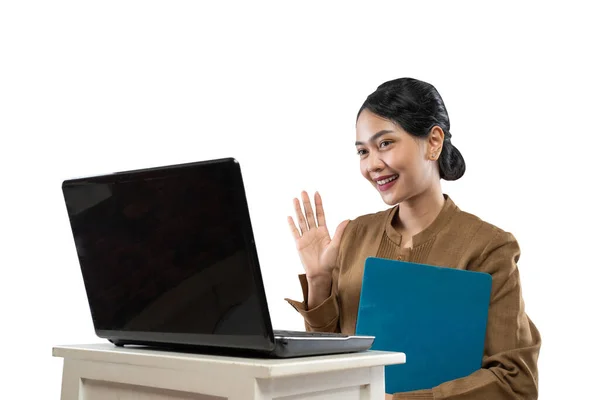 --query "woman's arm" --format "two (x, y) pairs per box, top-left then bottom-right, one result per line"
(391, 230), (541, 399)
(285, 217), (358, 333)
(285, 268), (341, 332)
